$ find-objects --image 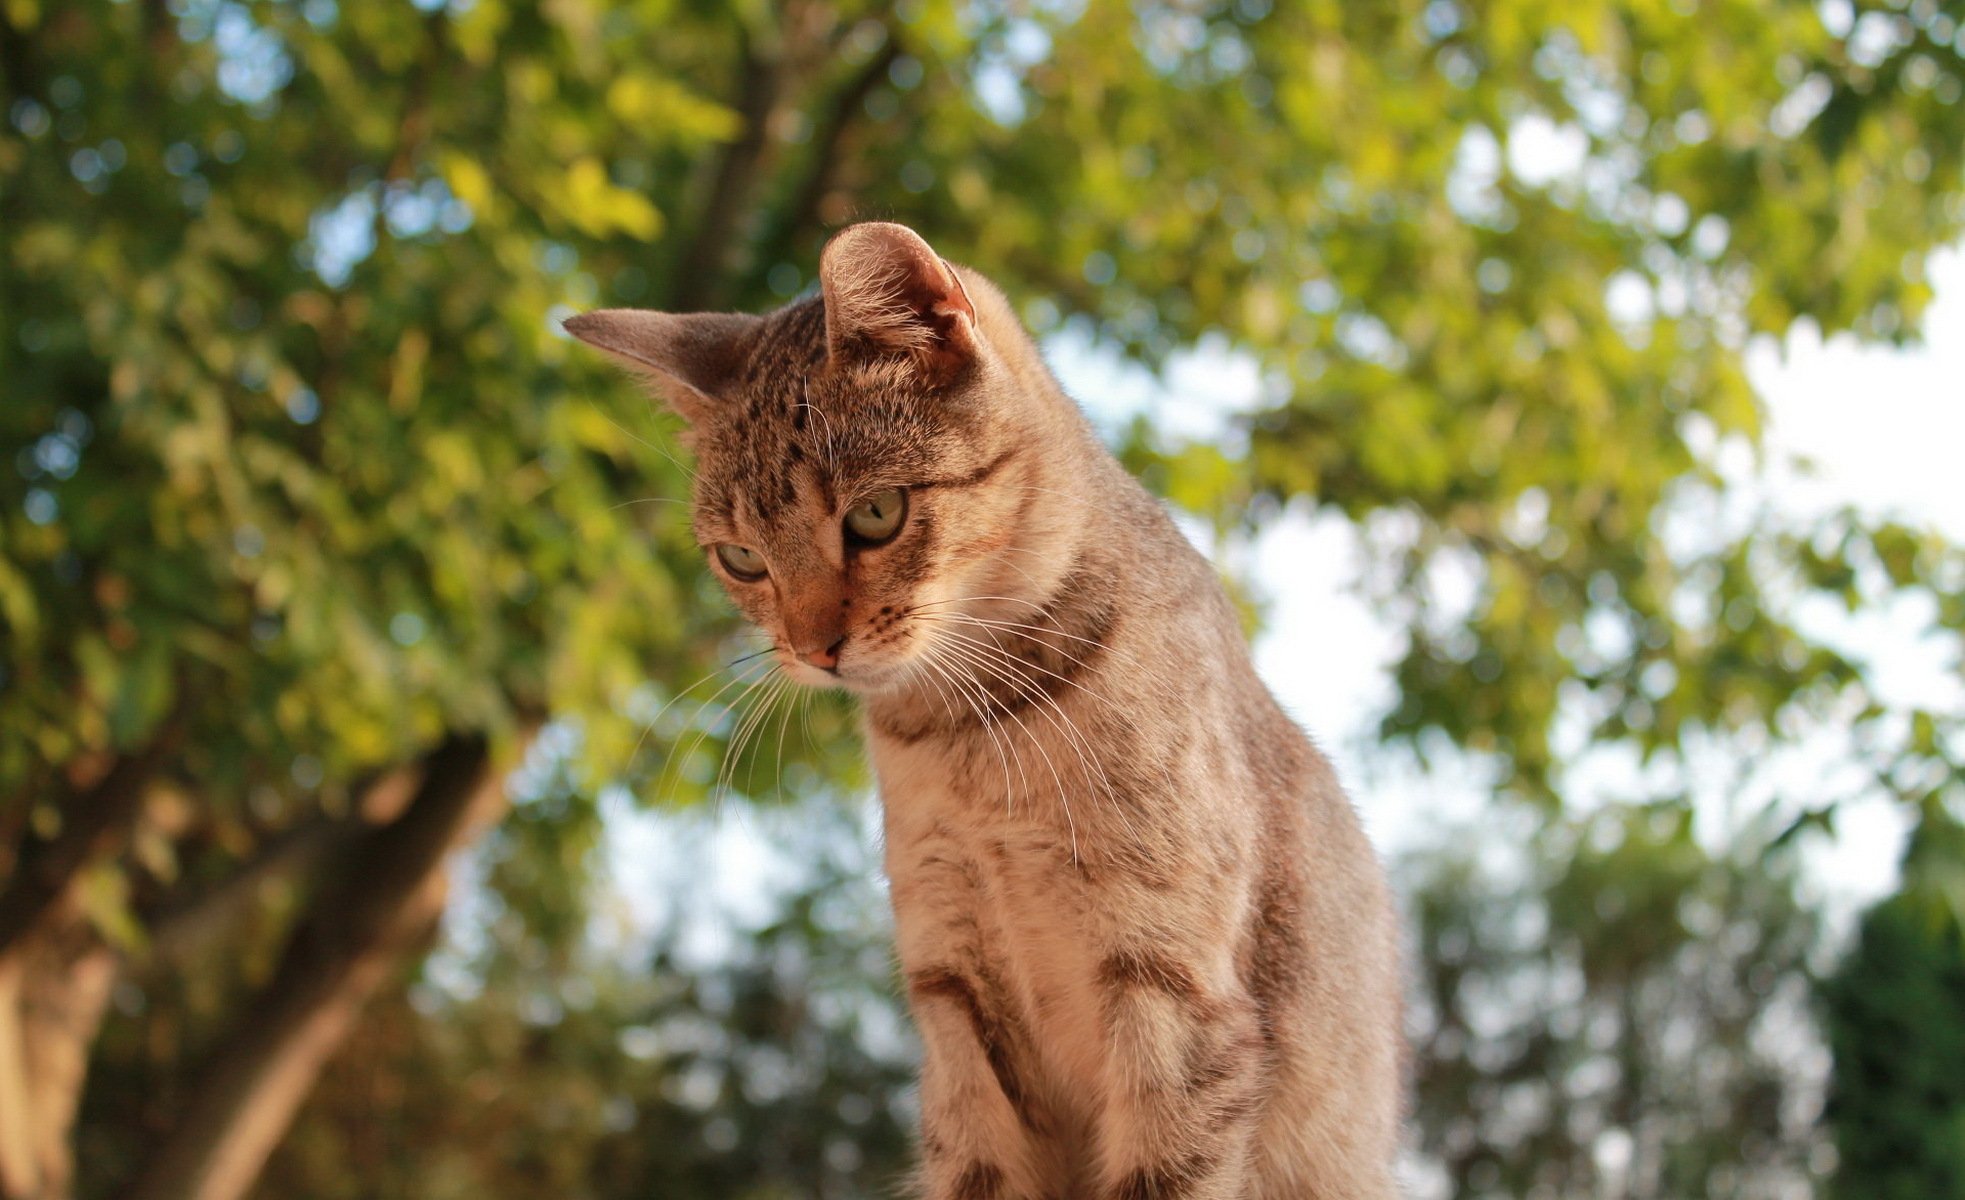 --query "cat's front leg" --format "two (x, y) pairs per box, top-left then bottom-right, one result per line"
(905, 965), (1050, 1200)
(1091, 945), (1267, 1200)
